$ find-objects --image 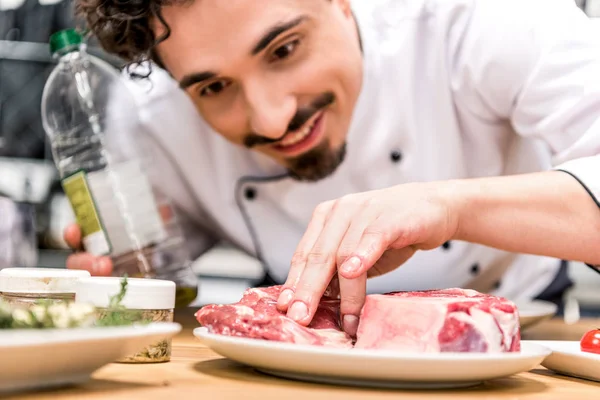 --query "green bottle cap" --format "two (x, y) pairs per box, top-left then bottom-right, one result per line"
(49, 29), (83, 56)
